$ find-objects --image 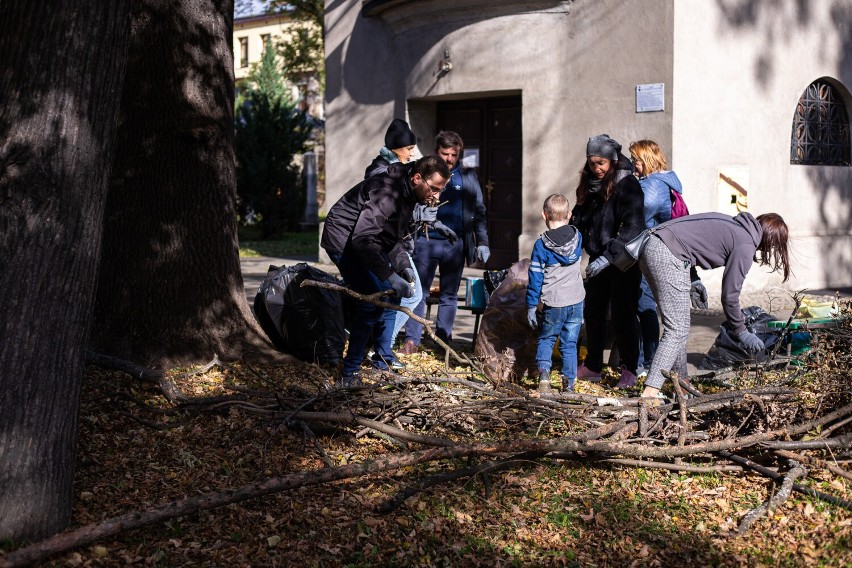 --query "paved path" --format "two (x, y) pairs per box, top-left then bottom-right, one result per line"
(241, 254), (849, 376)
